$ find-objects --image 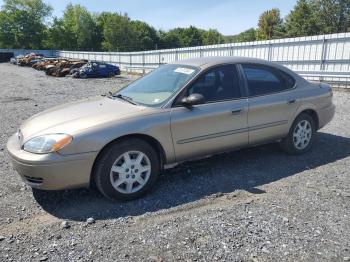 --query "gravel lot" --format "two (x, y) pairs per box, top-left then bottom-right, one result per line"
(0, 63), (349, 261)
